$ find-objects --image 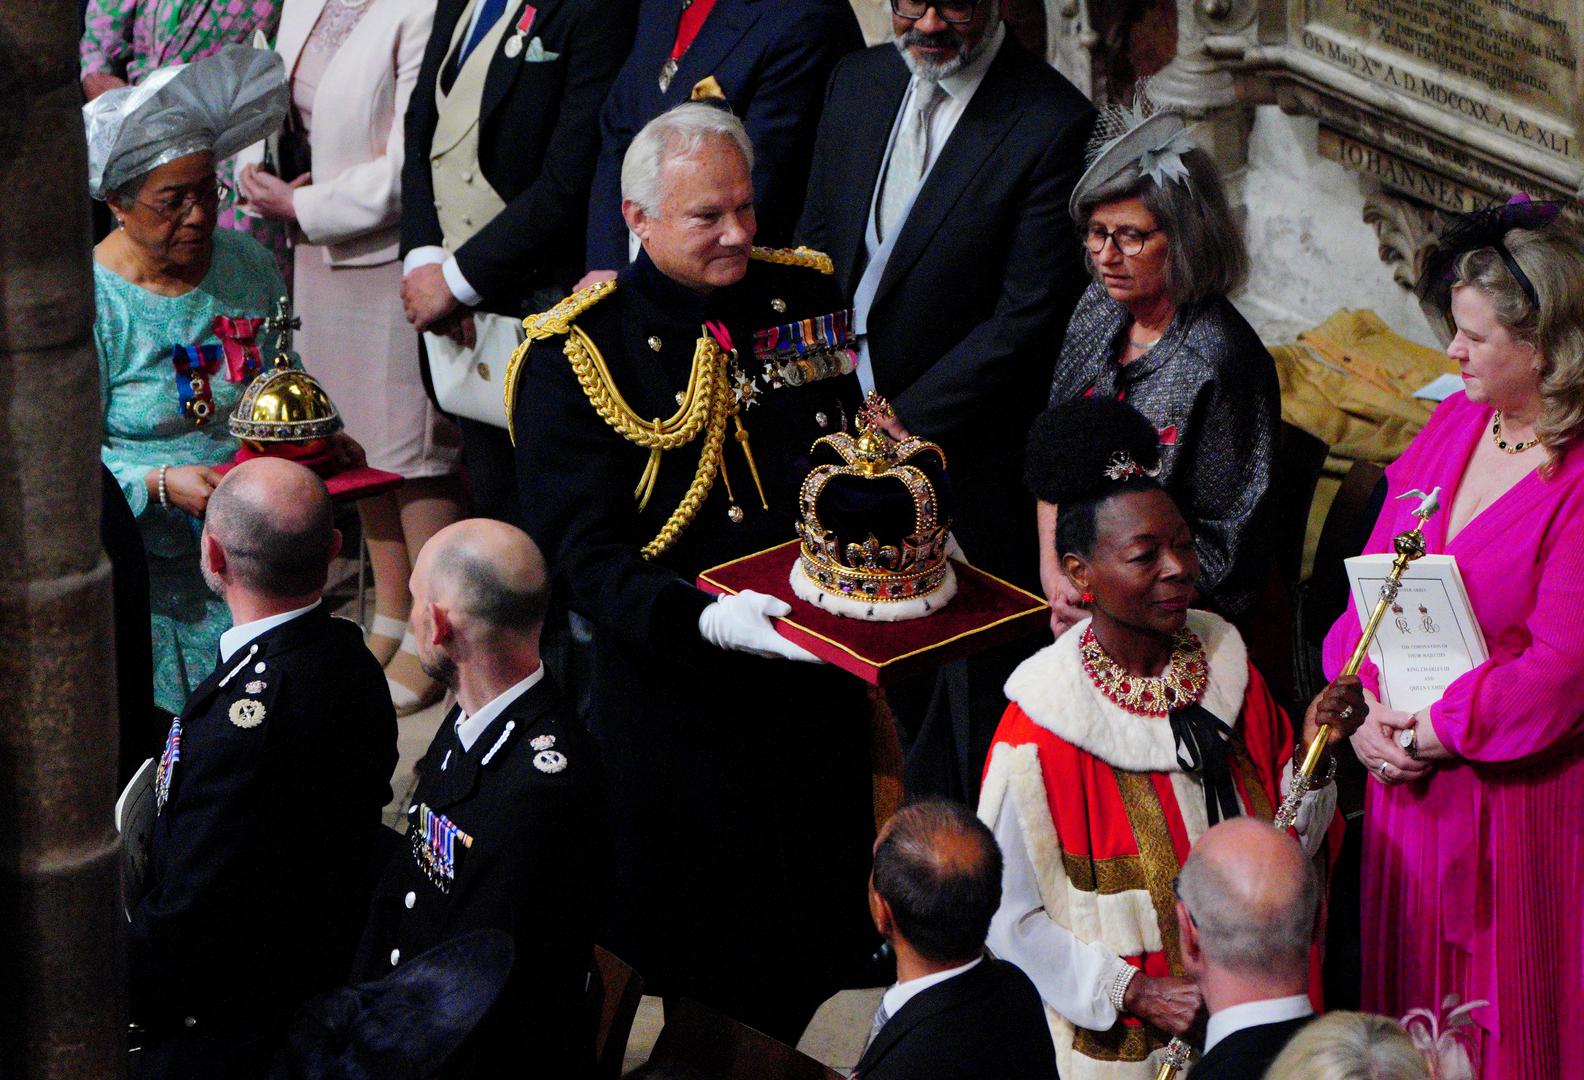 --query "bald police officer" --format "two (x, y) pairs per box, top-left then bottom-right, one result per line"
(355, 519), (605, 1078)
(129, 459), (397, 1079)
